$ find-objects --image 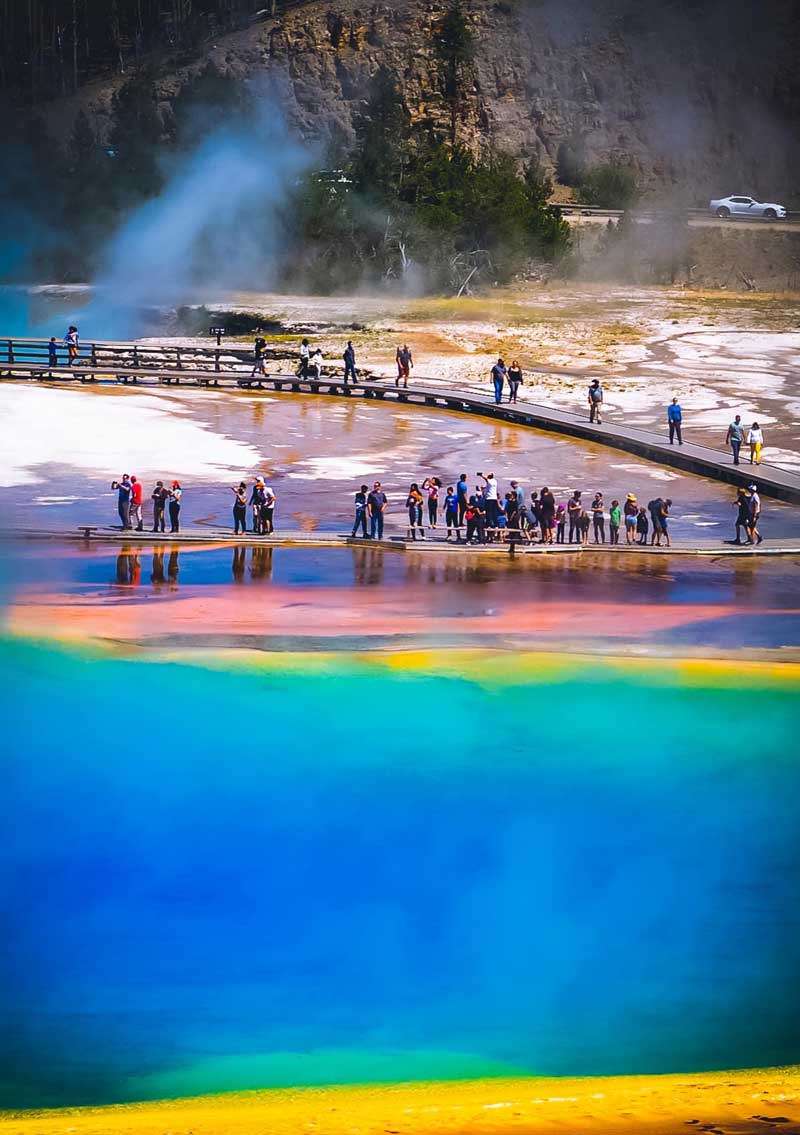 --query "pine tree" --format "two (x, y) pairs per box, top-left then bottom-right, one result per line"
(433, 2), (475, 149)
